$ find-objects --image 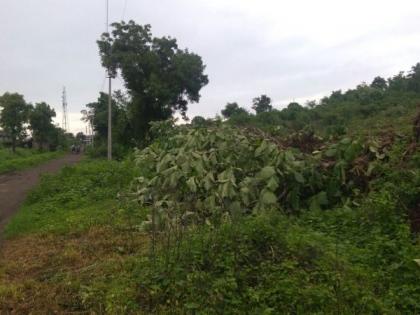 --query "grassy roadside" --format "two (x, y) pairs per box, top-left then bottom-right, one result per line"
(0, 128), (419, 313)
(3, 159), (140, 238)
(0, 148), (65, 174)
(0, 158), (147, 313)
